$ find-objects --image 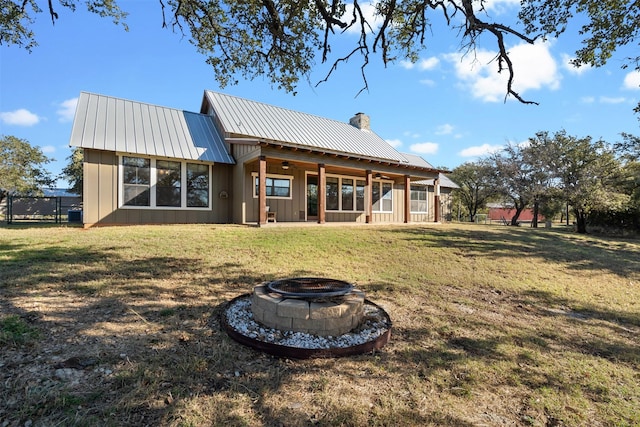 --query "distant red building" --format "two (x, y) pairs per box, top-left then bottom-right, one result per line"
(488, 207), (544, 223)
